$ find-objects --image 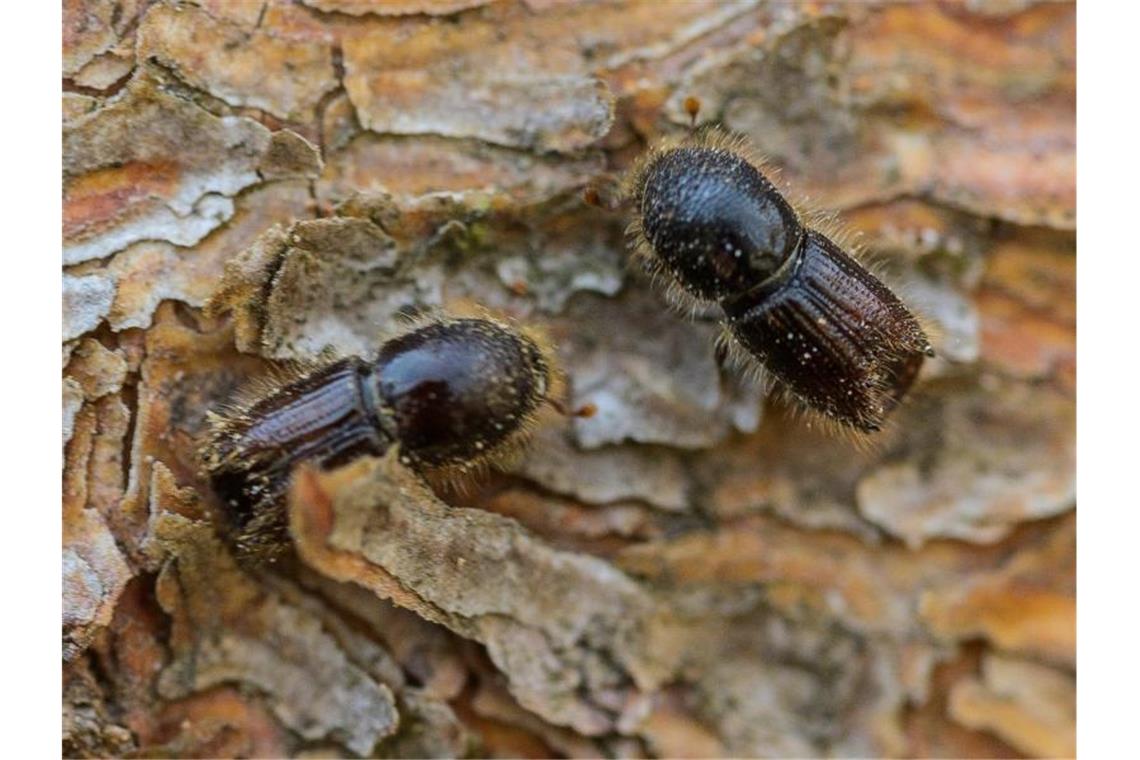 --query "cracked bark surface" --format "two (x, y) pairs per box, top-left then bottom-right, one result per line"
(63, 2), (1074, 757)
